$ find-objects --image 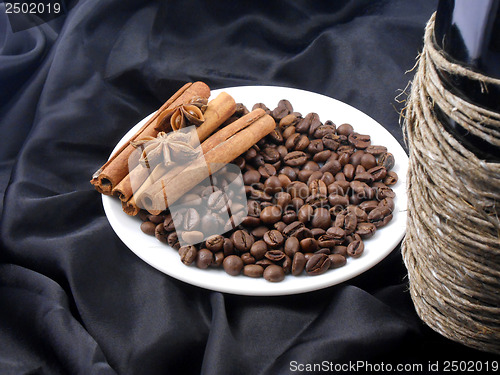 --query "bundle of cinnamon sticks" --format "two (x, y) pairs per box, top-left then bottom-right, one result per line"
(91, 82), (275, 216)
